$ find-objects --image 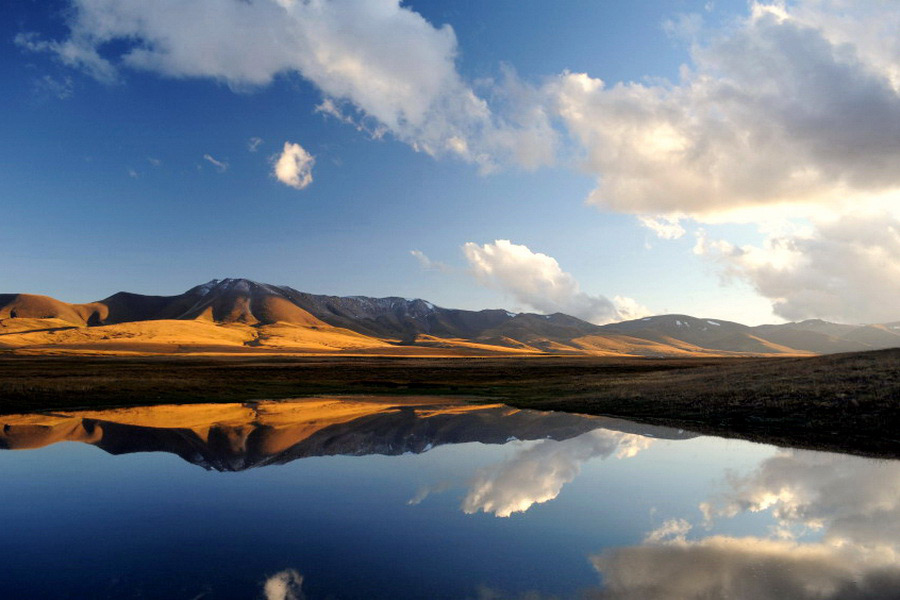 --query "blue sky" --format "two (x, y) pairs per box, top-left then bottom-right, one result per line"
(3, 1), (899, 325)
